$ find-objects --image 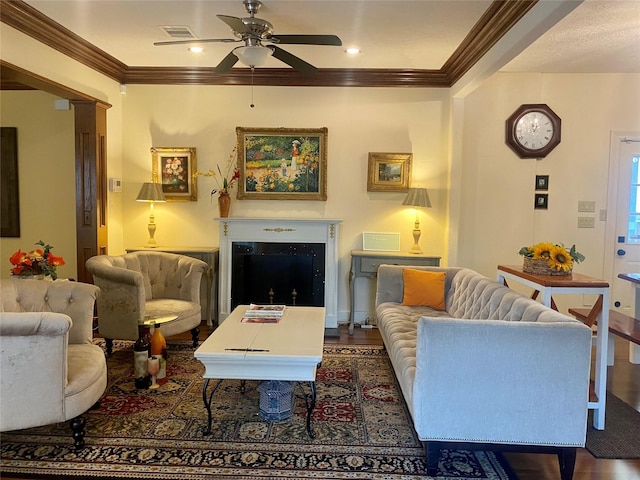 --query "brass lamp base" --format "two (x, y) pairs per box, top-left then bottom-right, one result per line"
(409, 218), (422, 254)
(145, 215), (158, 248)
